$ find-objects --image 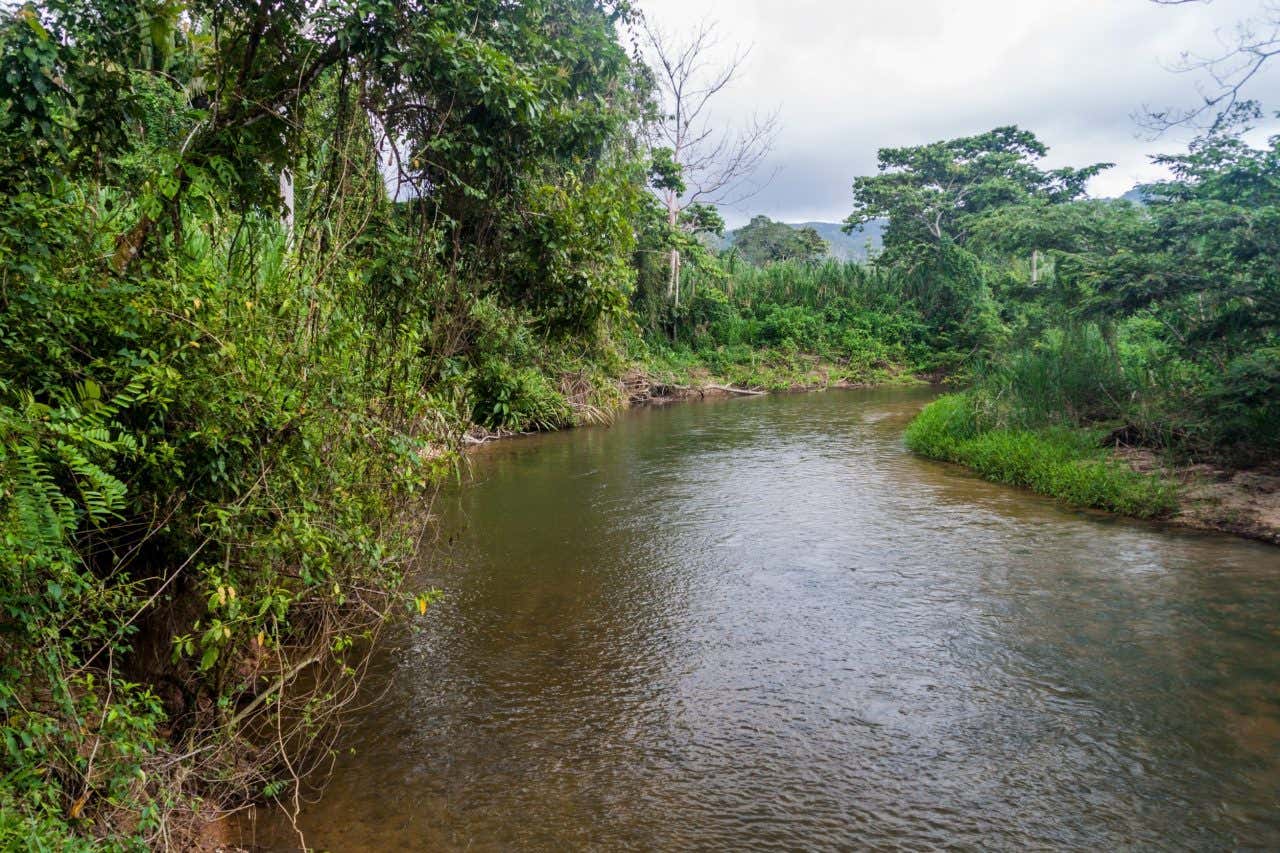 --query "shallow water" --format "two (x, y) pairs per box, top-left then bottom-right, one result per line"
(250, 387), (1280, 850)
